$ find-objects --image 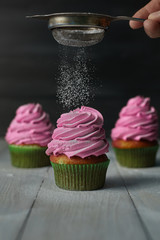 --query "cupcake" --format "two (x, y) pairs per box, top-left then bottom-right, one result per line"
(46, 106), (110, 191)
(111, 96), (159, 168)
(5, 103), (54, 168)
